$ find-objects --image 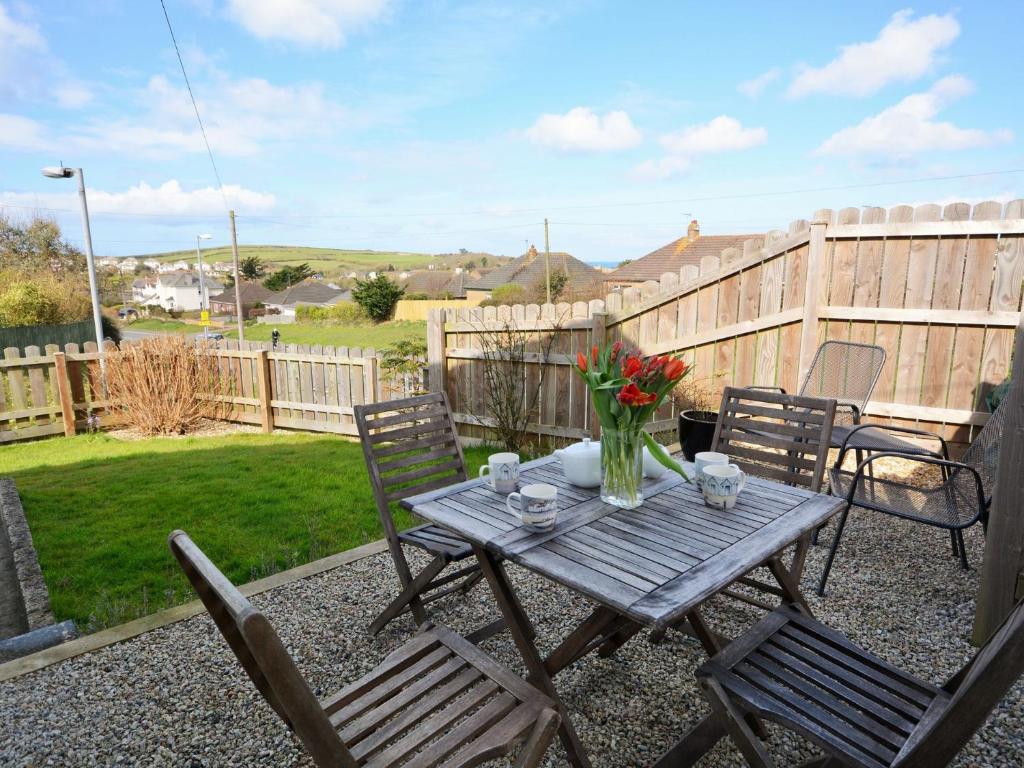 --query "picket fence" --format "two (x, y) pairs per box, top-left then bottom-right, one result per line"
(0, 340), (416, 444)
(428, 200), (1024, 446)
